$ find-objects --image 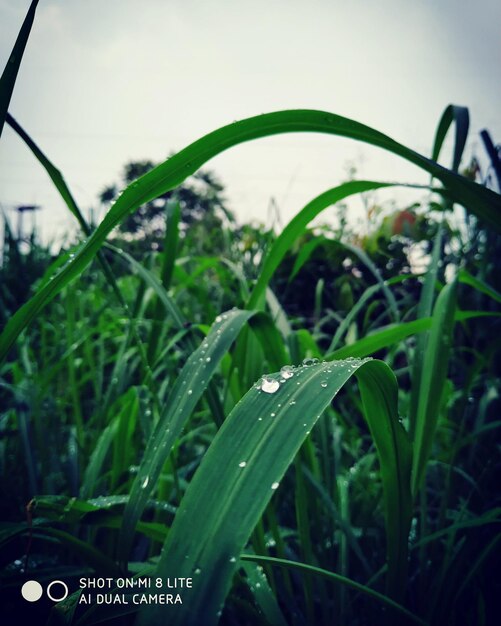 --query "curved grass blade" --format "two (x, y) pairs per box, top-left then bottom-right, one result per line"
(431, 105), (469, 172)
(458, 269), (501, 304)
(411, 280), (458, 497)
(31, 528), (121, 576)
(2, 107), (500, 362)
(119, 308), (255, 564)
(0, 1), (39, 137)
(137, 358), (411, 625)
(240, 554), (427, 626)
(328, 275), (408, 353)
(6, 114), (89, 231)
(327, 310), (500, 360)
(246, 181), (394, 309)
